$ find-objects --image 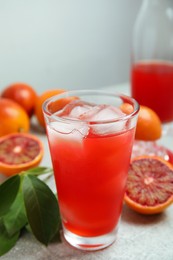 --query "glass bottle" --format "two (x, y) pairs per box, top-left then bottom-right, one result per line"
(131, 0), (173, 124)
(130, 0), (173, 164)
